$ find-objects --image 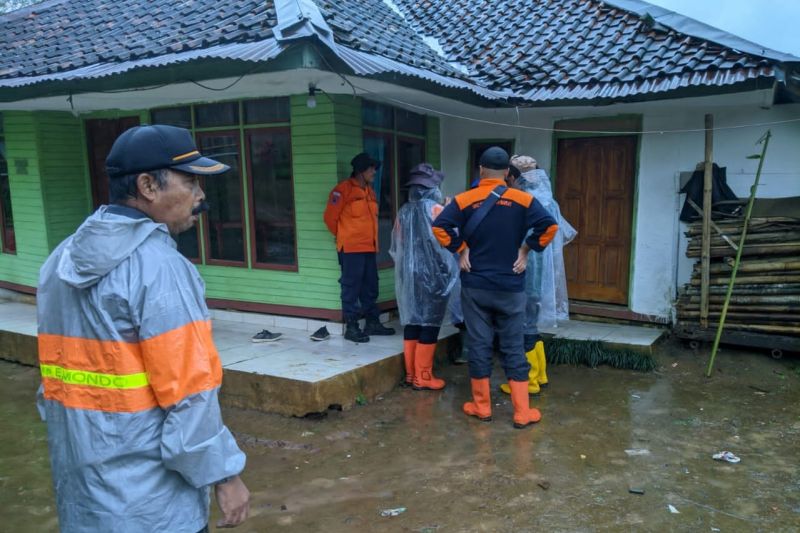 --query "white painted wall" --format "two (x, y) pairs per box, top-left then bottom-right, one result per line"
(437, 91), (800, 320)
